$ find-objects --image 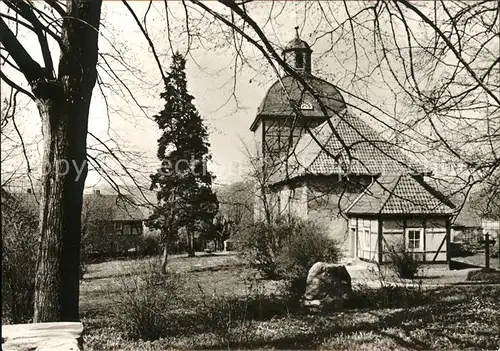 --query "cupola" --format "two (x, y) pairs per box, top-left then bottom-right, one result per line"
(283, 26), (312, 74)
